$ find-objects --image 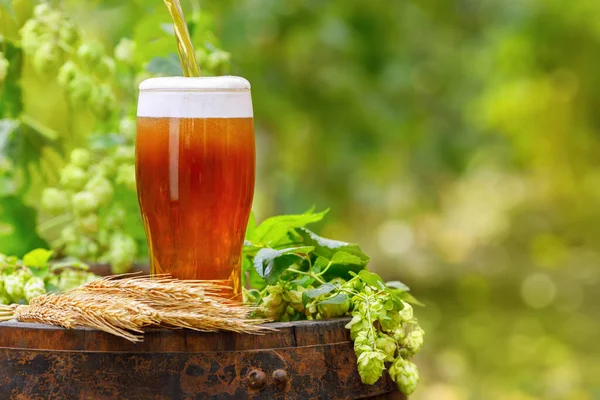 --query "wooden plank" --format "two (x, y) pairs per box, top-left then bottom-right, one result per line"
(0, 318), (352, 352)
